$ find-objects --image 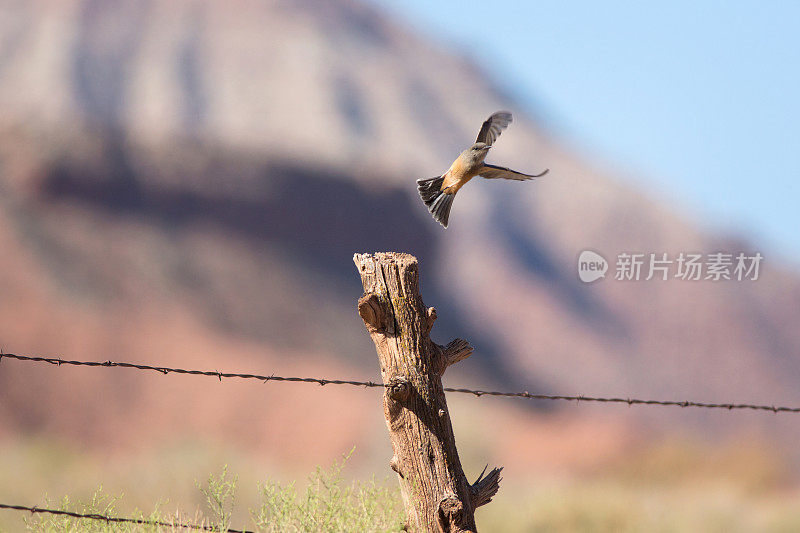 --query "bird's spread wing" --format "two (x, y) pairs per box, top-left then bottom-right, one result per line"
(476, 111), (512, 145)
(479, 163), (549, 181)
